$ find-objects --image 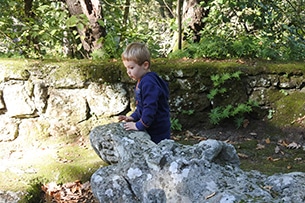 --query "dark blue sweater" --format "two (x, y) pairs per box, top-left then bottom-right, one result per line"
(130, 72), (170, 144)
